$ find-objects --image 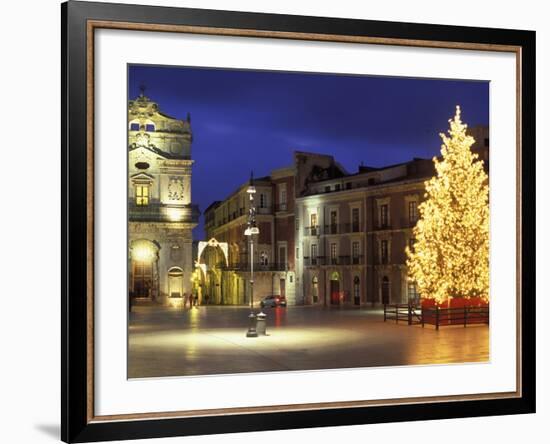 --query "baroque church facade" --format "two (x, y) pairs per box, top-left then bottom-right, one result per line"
(128, 91), (199, 306)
